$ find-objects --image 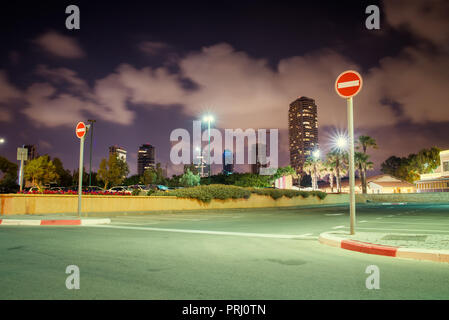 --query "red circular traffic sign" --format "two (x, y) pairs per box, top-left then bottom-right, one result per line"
(76, 122), (86, 139)
(335, 70), (363, 98)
